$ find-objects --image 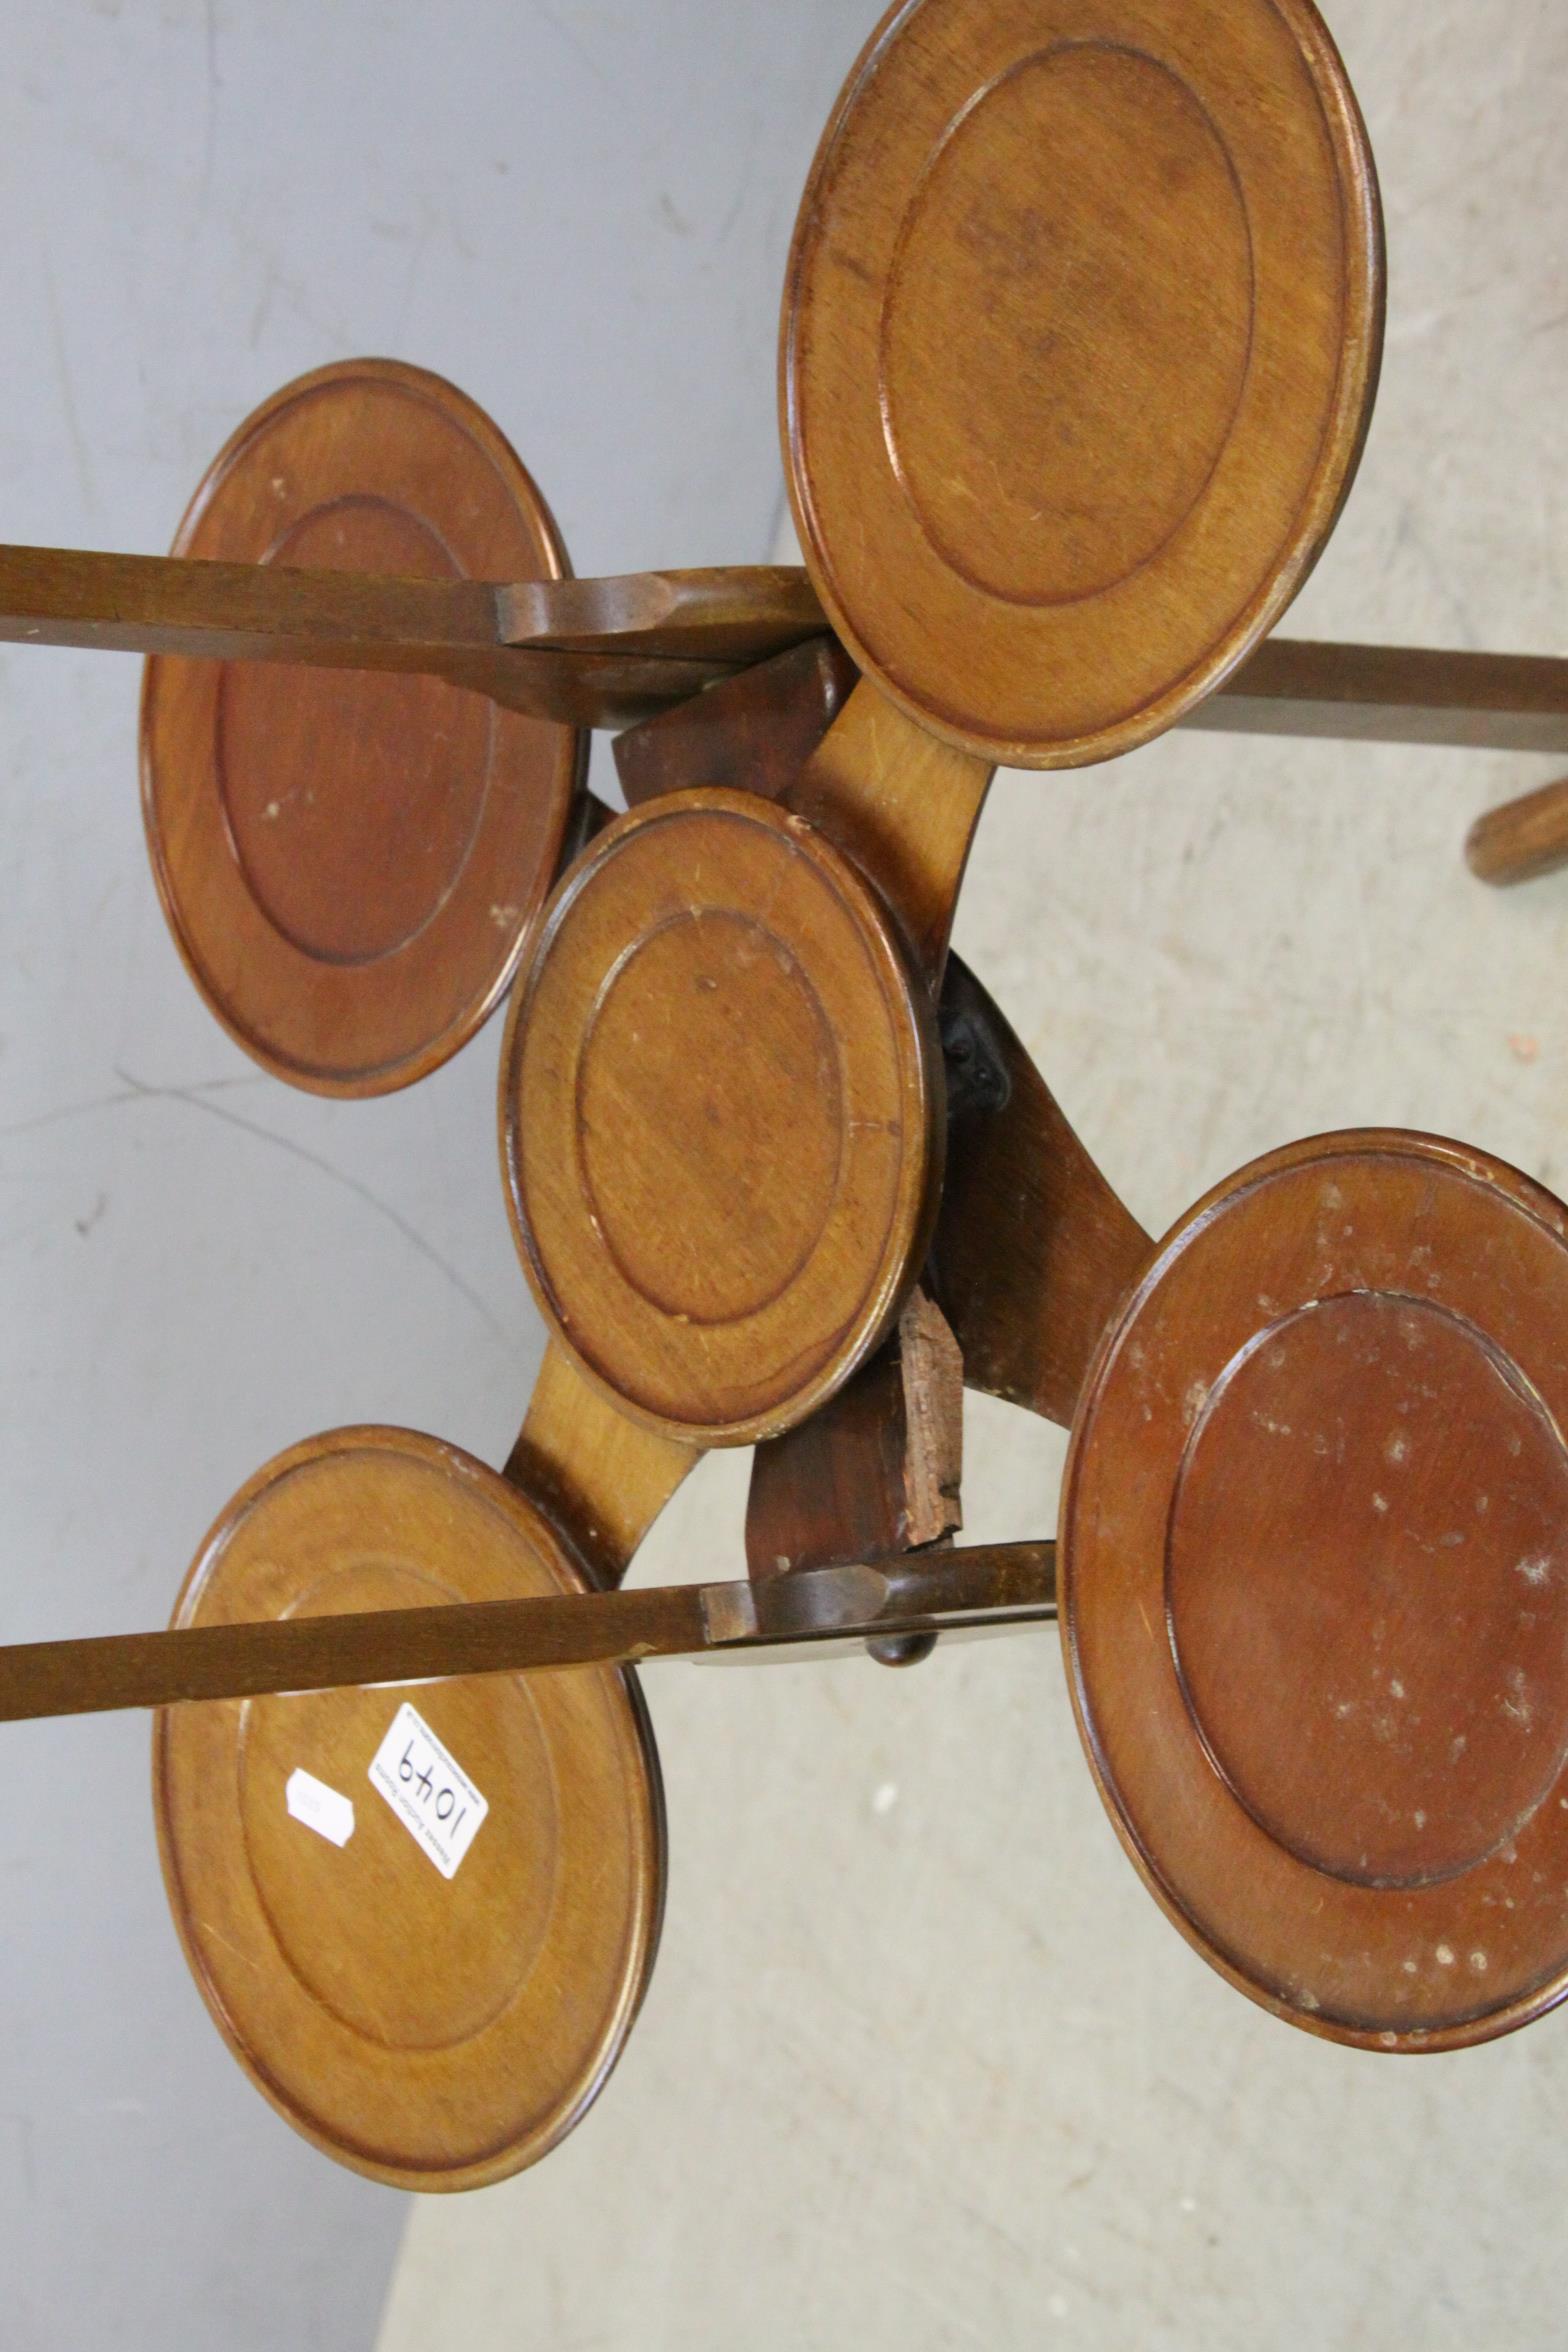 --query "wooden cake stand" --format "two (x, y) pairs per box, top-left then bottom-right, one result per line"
(3, 0), (1568, 2189)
